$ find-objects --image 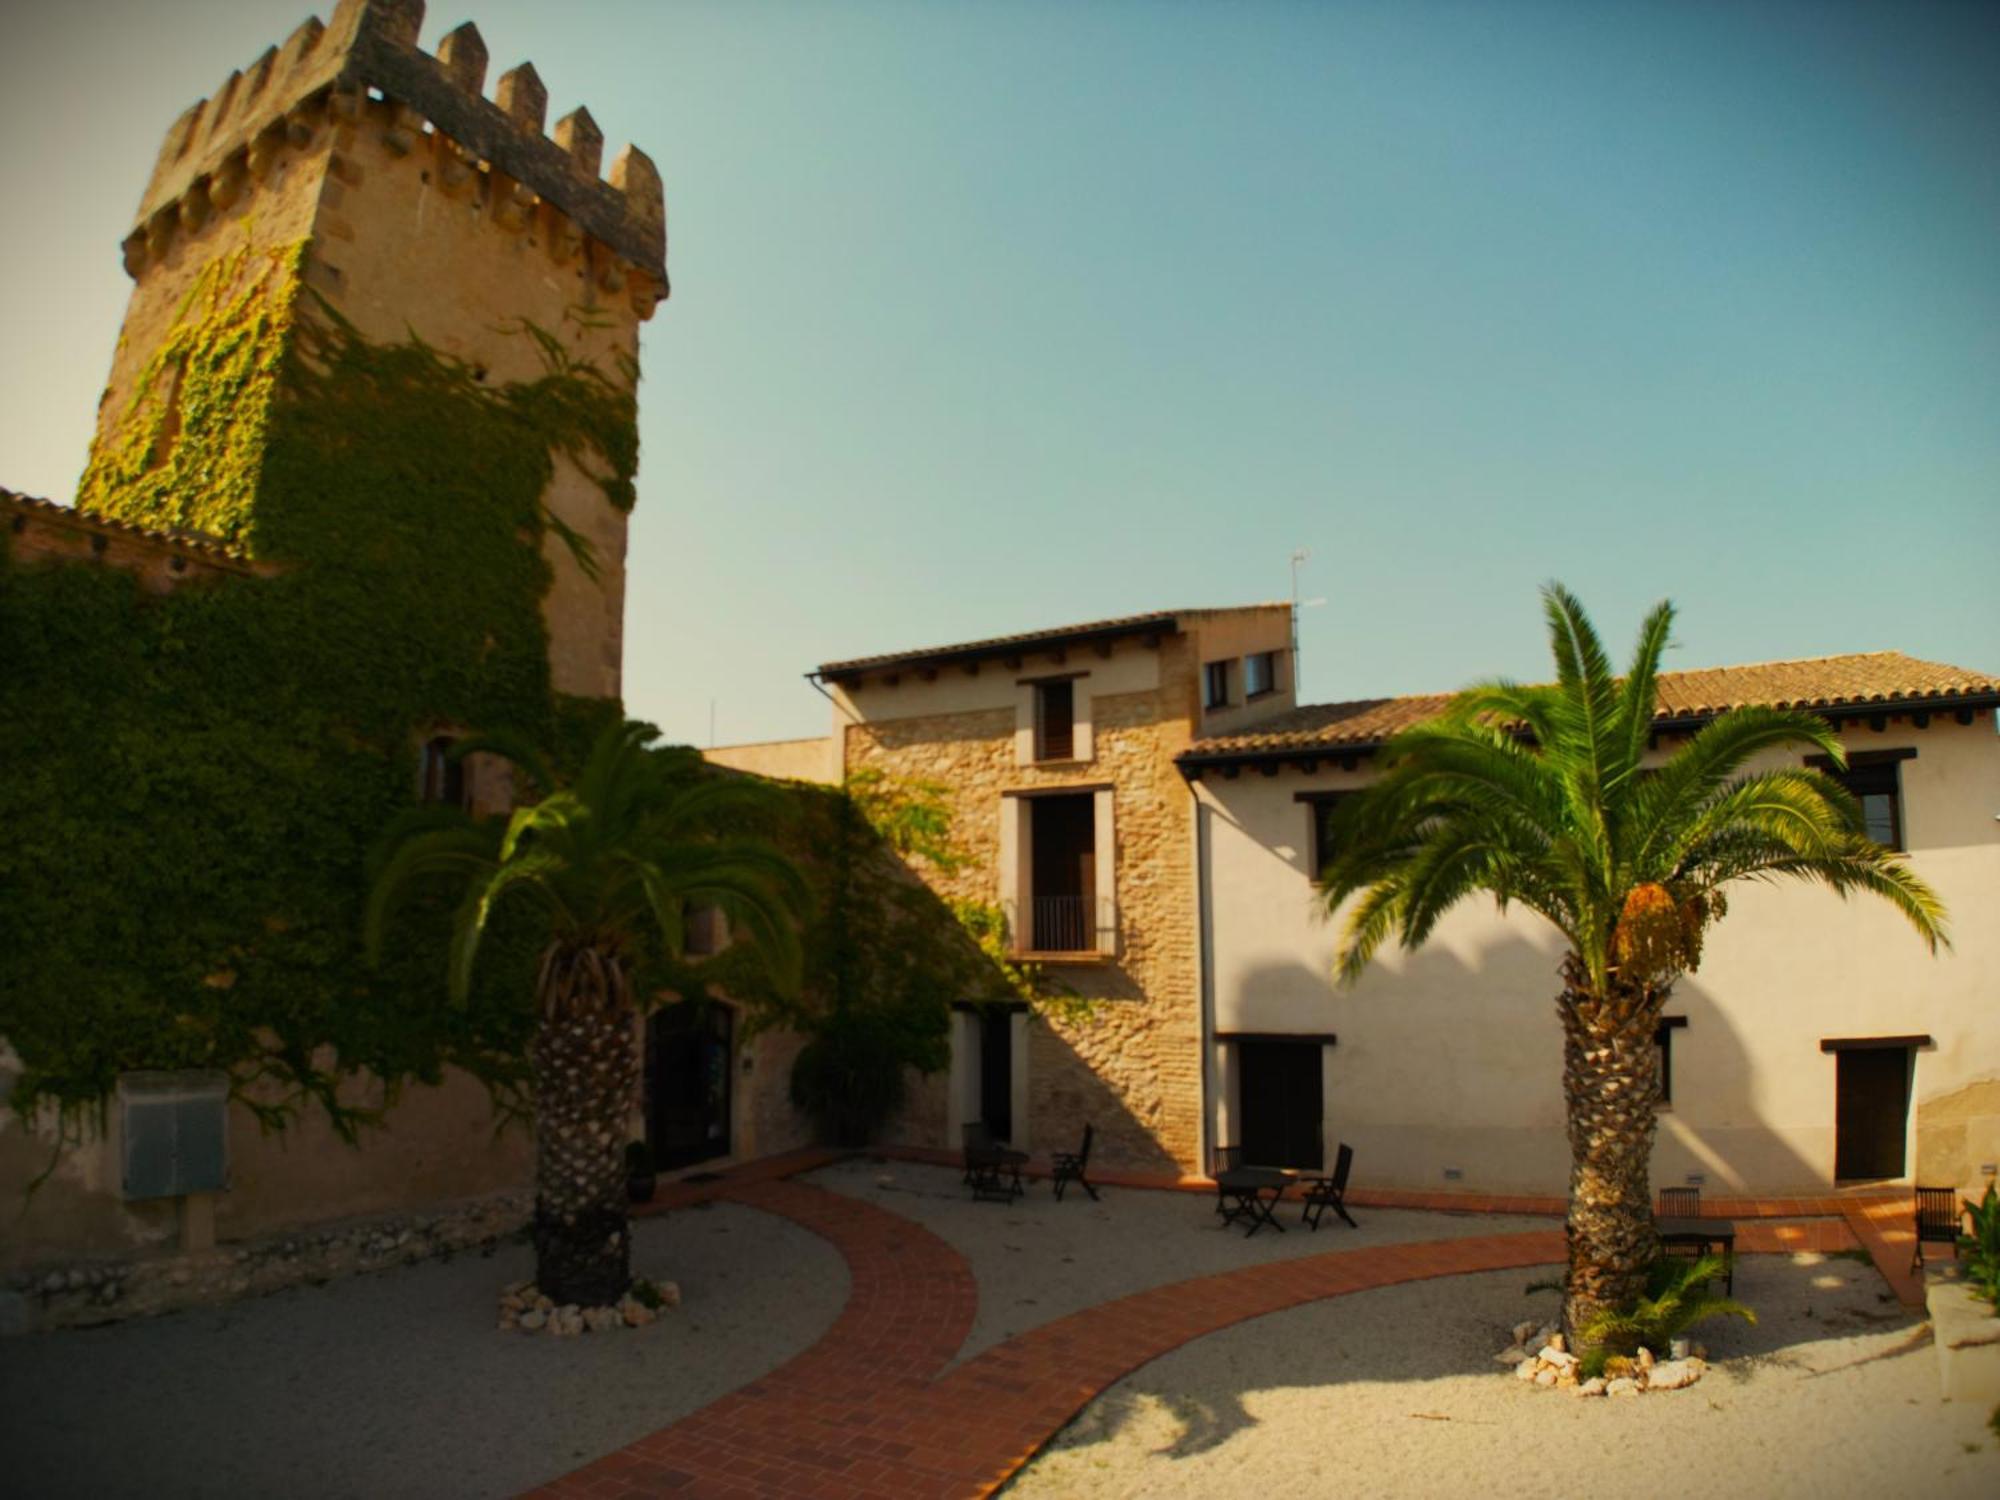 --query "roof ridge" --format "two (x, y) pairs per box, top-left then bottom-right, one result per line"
(1285, 650), (1995, 718)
